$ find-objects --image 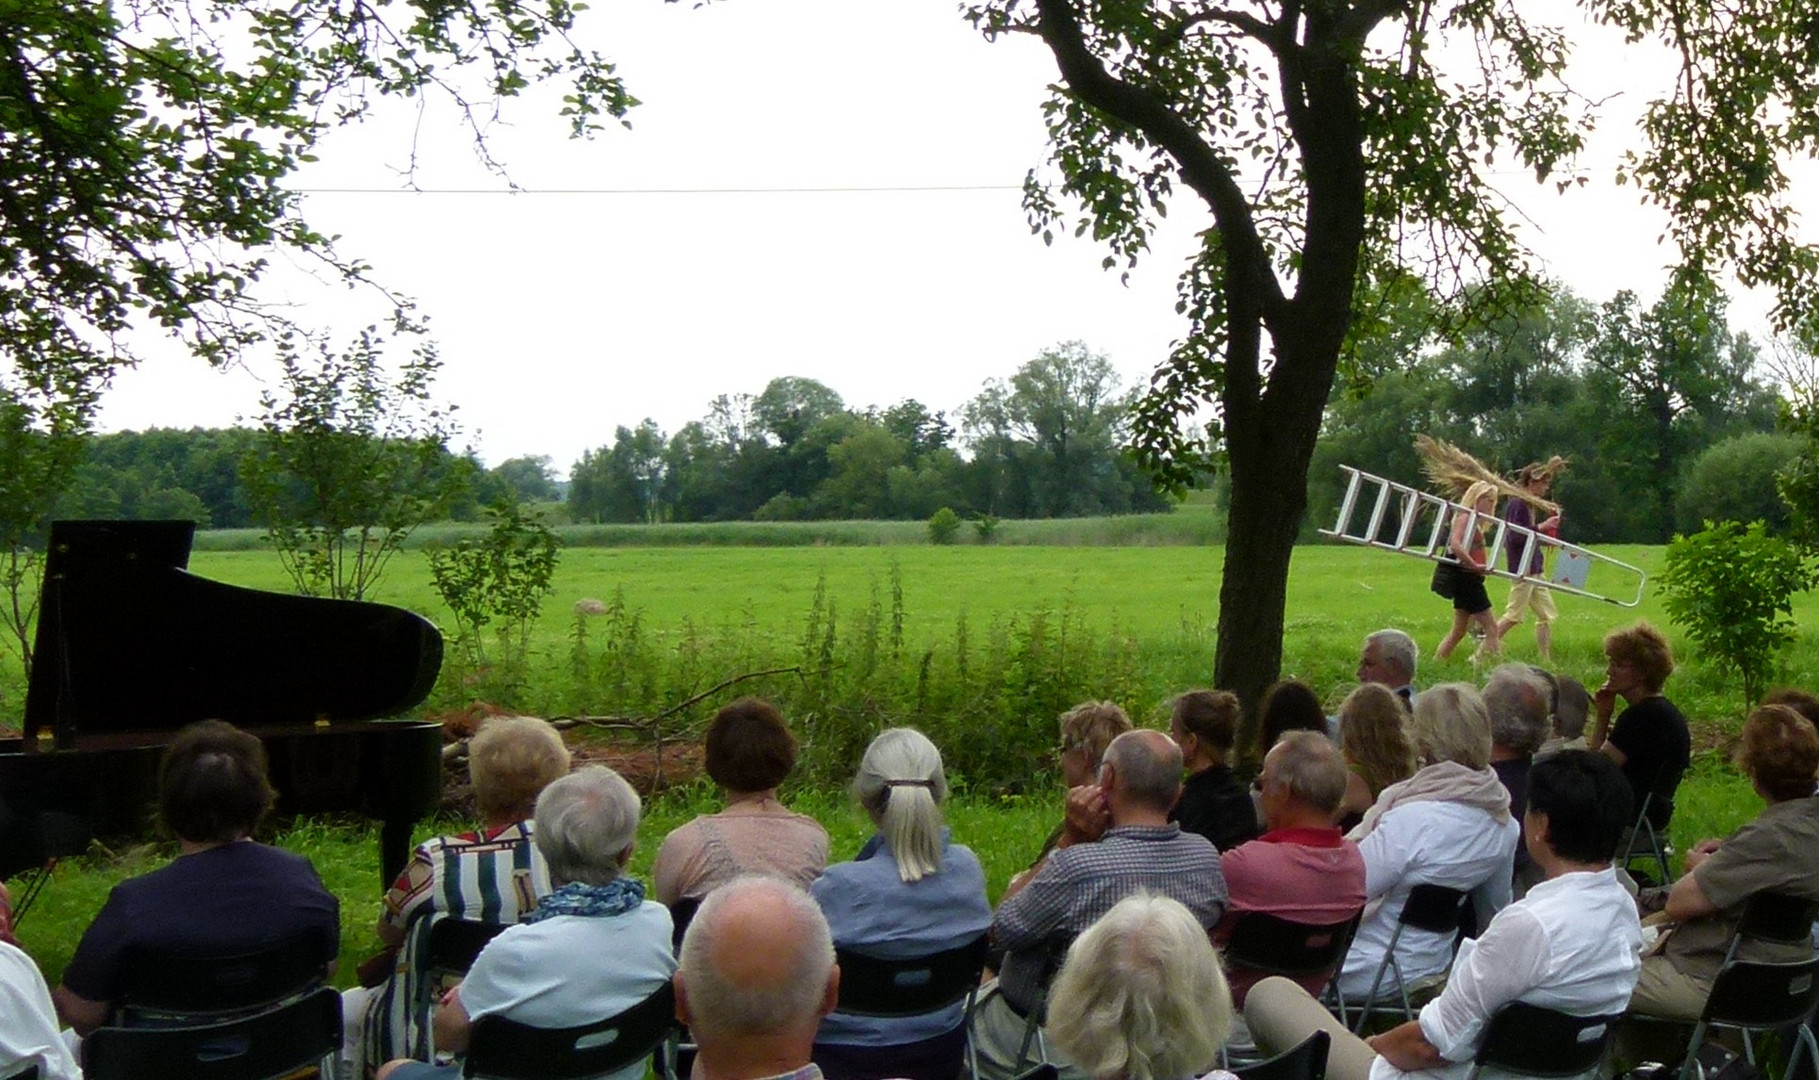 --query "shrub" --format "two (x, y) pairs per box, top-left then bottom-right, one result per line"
(1660, 519), (1816, 711)
(927, 507), (962, 544)
(974, 513), (1000, 542)
(427, 500), (562, 686)
(1676, 432), (1800, 536)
